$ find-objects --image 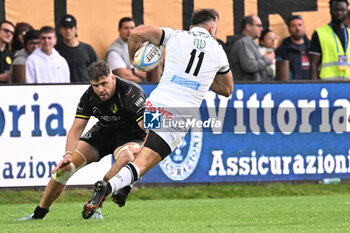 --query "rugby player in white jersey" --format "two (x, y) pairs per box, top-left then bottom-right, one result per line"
(83, 8), (233, 218)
